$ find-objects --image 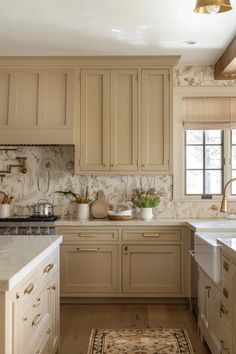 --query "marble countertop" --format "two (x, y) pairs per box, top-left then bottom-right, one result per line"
(55, 218), (186, 227)
(0, 235), (63, 292)
(185, 219), (236, 232)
